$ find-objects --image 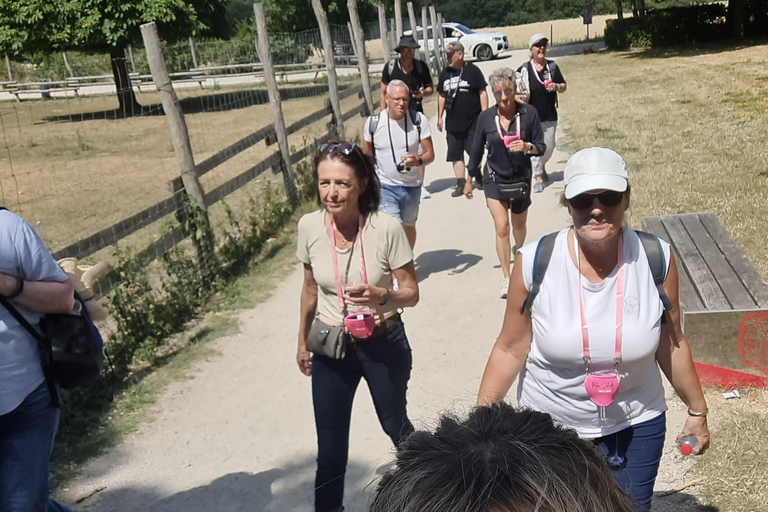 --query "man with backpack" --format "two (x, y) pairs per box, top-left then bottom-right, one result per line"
(0, 208), (76, 512)
(364, 80), (435, 248)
